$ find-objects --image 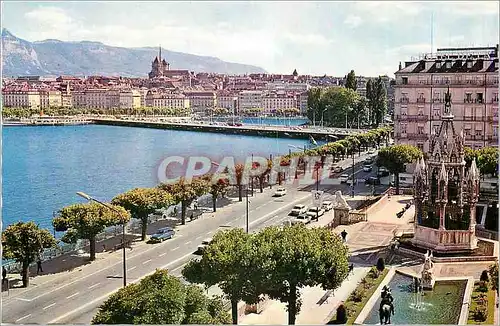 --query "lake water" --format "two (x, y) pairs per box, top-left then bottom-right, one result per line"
(2, 124), (313, 232)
